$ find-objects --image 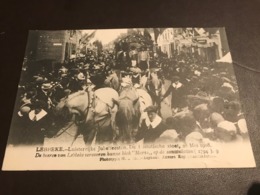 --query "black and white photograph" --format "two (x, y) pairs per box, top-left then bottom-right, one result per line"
(2, 28), (256, 170)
